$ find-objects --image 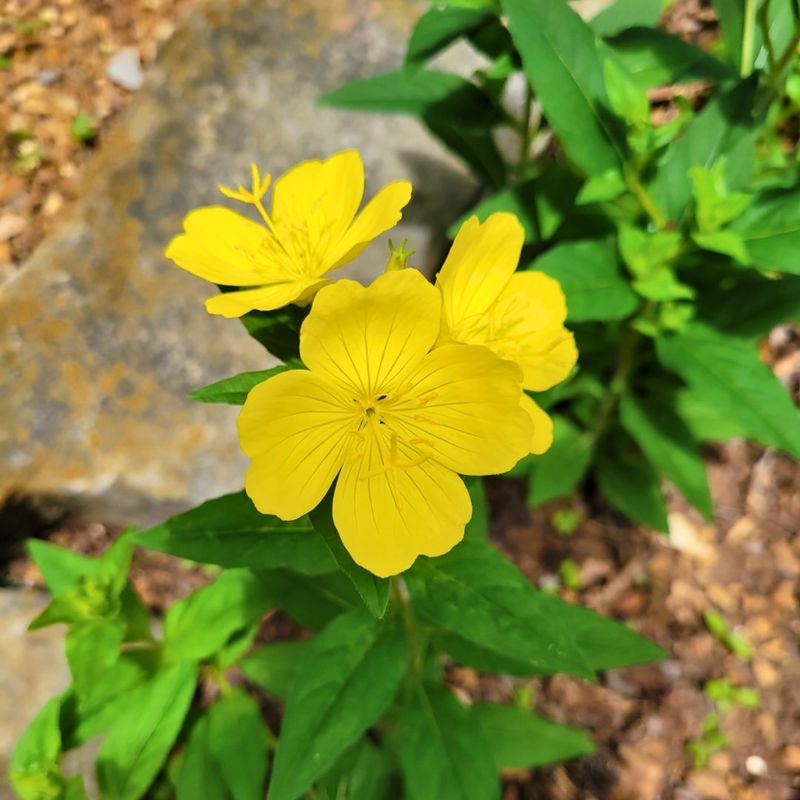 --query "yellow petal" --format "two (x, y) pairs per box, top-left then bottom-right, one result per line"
(326, 180), (413, 270)
(333, 429), (471, 576)
(436, 213), (524, 341)
(483, 271), (577, 391)
(166, 207), (279, 286)
(238, 370), (353, 520)
(520, 393), (554, 455)
(204, 276), (326, 317)
(388, 344), (532, 476)
(271, 150), (365, 247)
(300, 269), (441, 395)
